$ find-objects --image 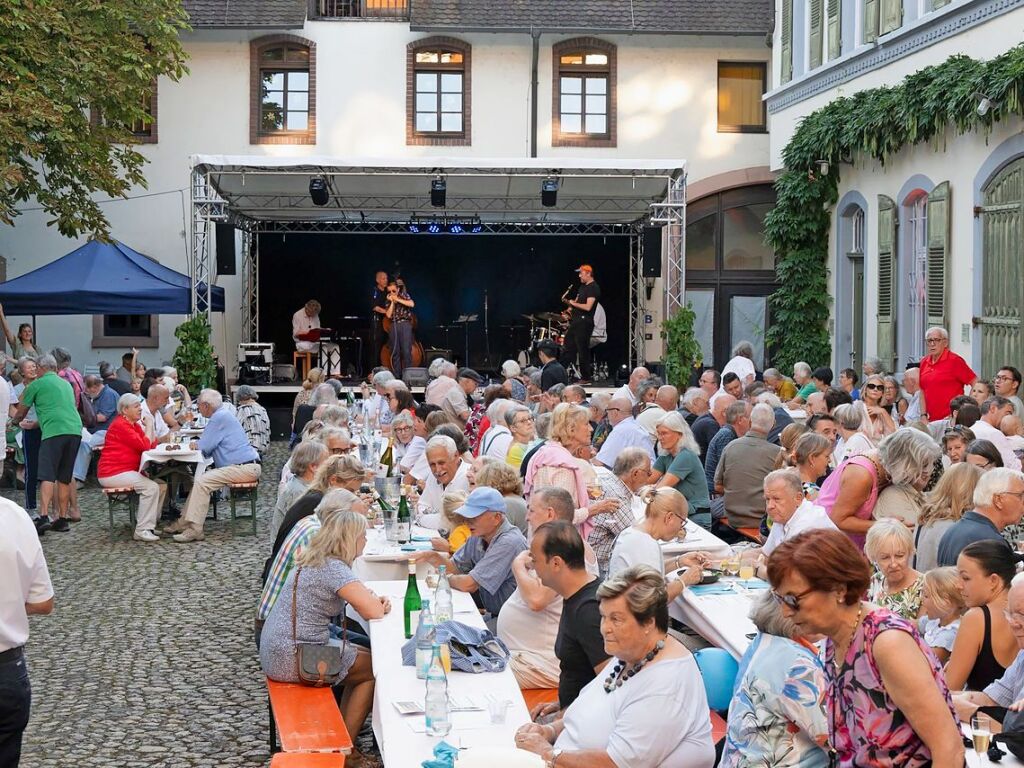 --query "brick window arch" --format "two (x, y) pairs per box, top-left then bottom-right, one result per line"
(251, 34), (317, 146)
(407, 36), (471, 146)
(552, 37), (616, 148)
